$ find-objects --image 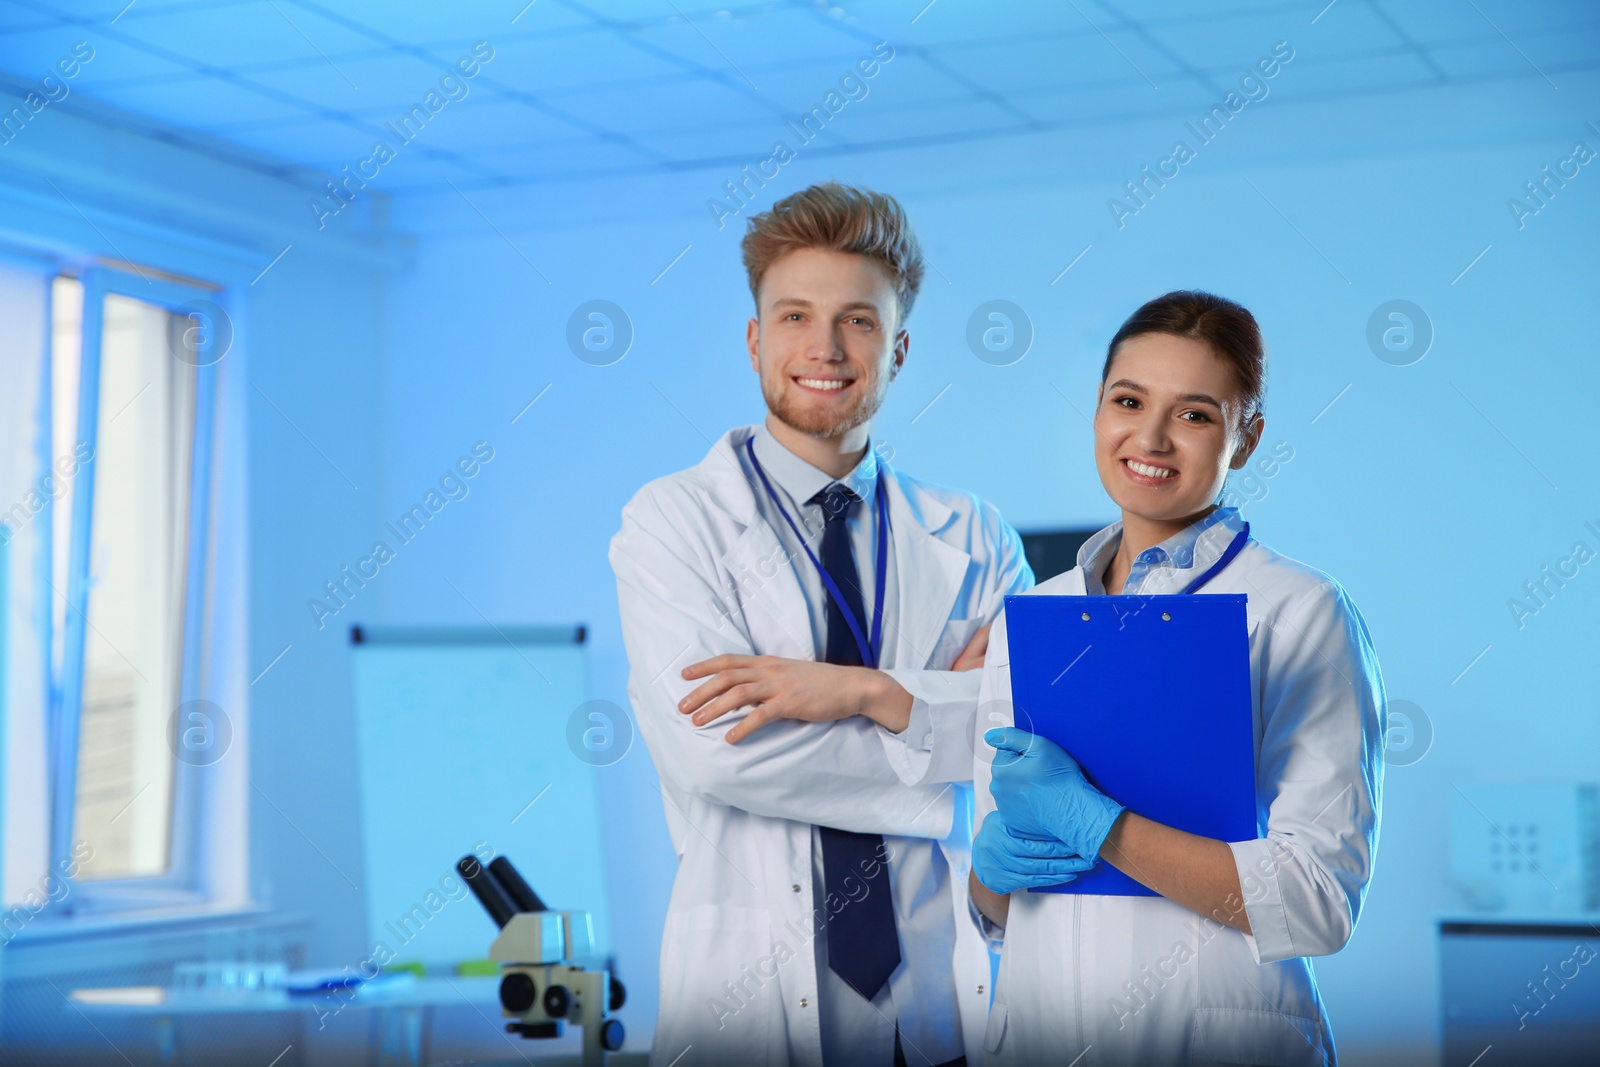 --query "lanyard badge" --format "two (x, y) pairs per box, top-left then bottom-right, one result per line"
(745, 436), (889, 668)
(1176, 524), (1250, 594)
